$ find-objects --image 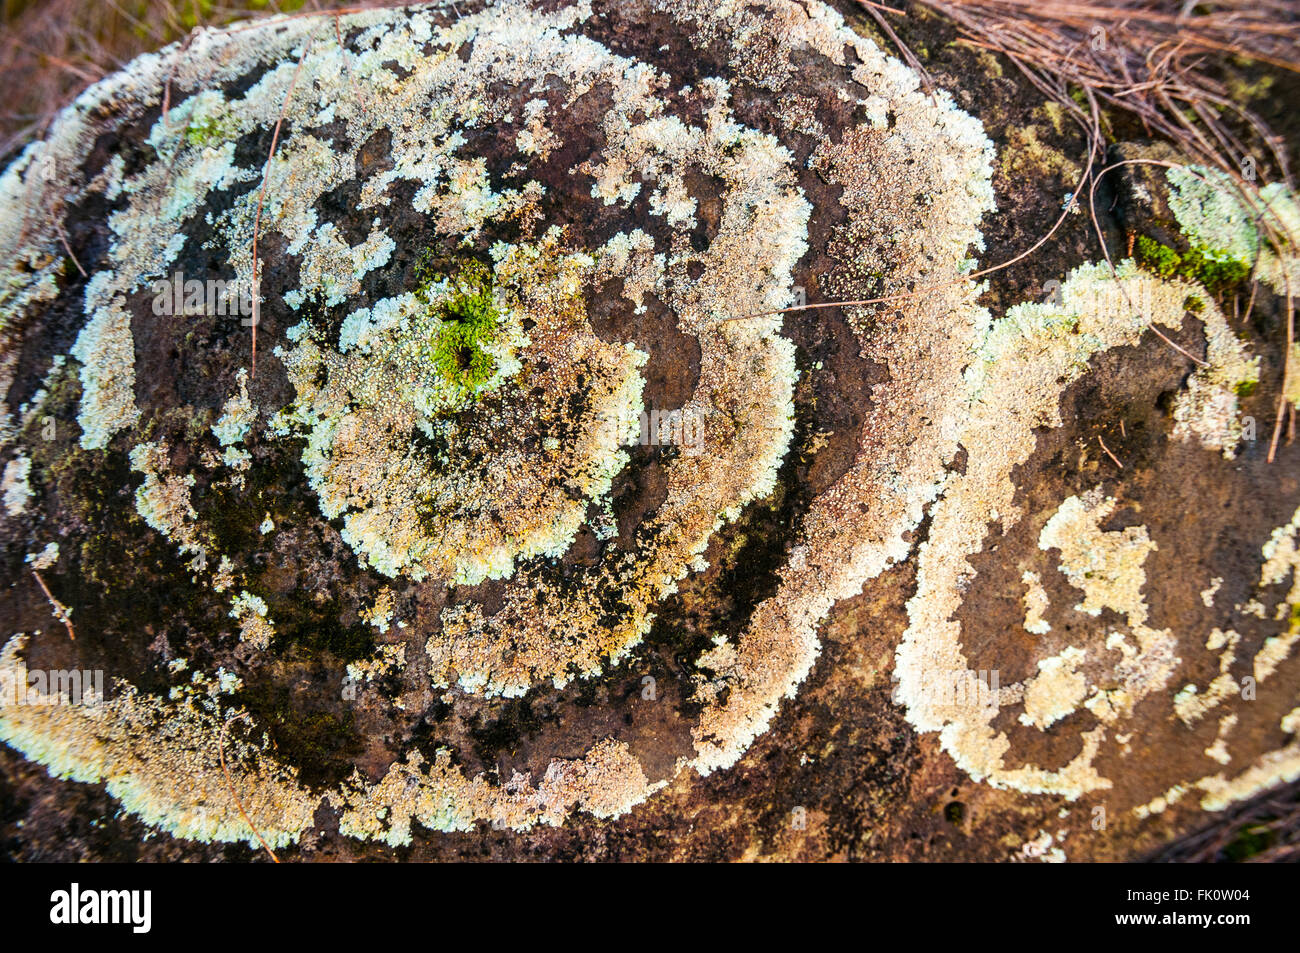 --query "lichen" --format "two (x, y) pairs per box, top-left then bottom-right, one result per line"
(229, 590), (274, 650)
(1162, 164), (1300, 297)
(0, 635), (318, 849)
(897, 262), (1293, 806)
(211, 370), (255, 447)
(1, 0), (853, 837)
(1, 454), (31, 516)
(71, 276), (141, 451)
(8, 0), (1289, 856)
